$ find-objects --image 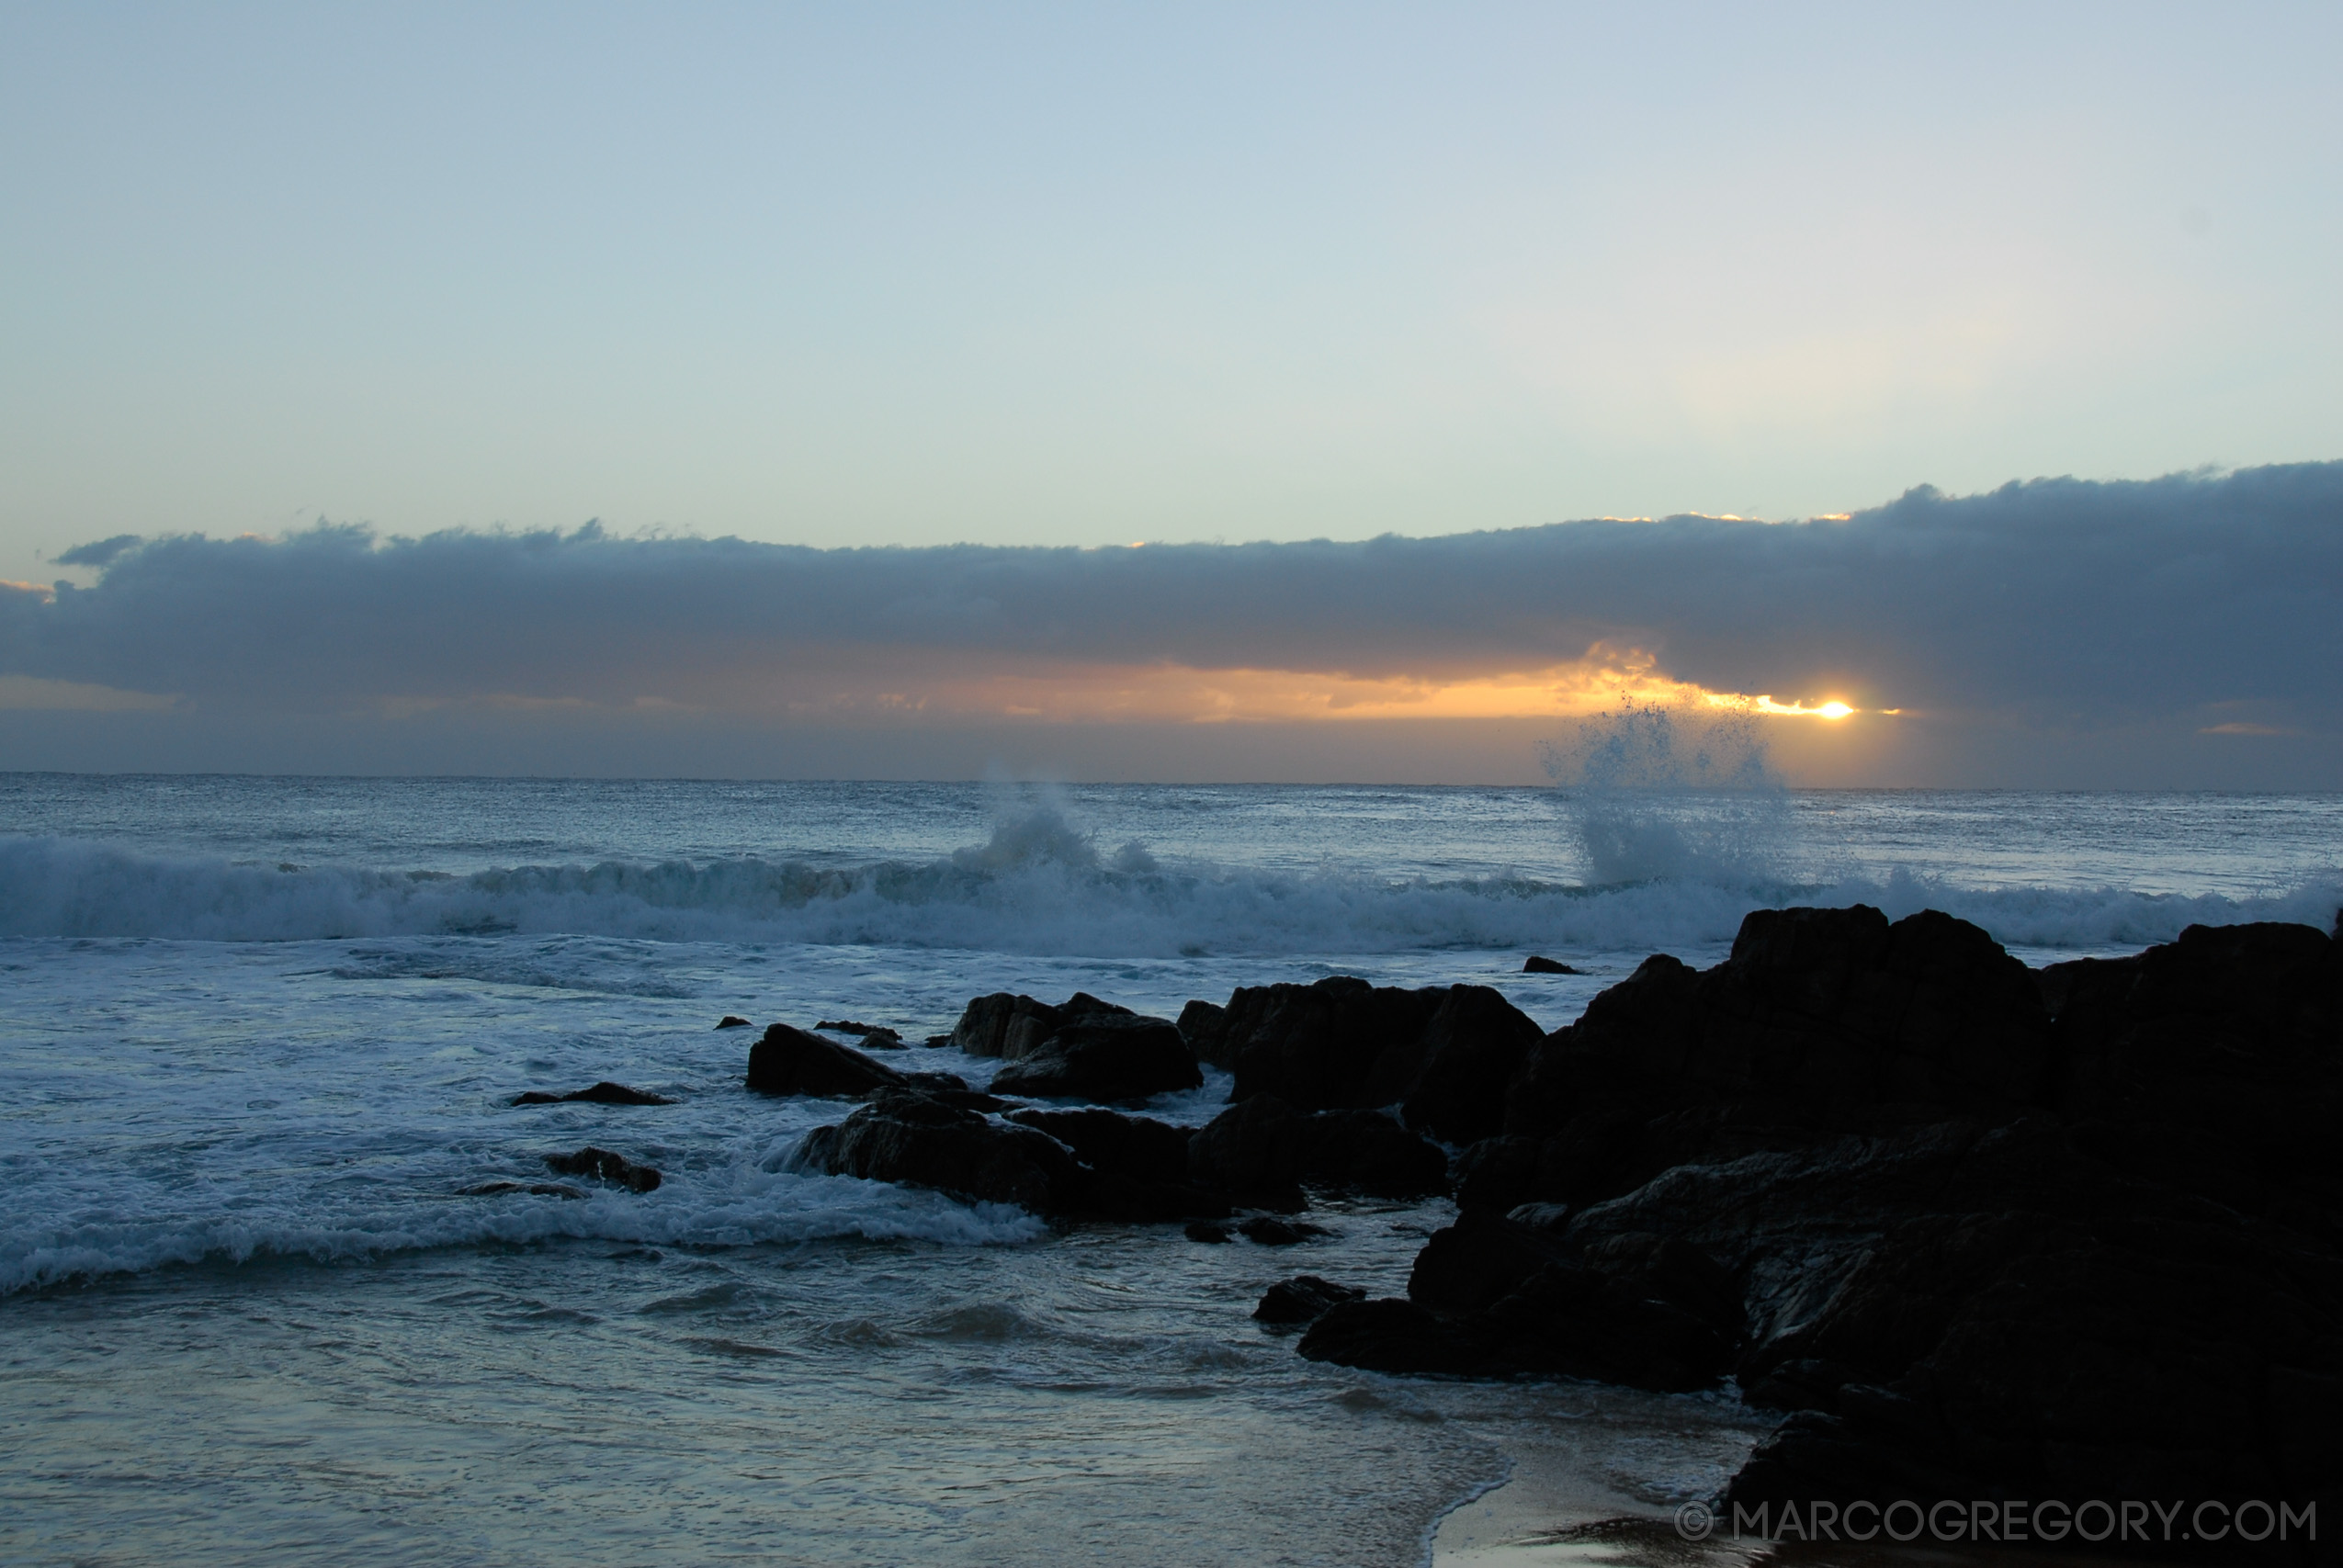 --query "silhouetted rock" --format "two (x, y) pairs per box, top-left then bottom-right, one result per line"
(1176, 998), (1233, 1066)
(1400, 986), (1545, 1144)
(988, 1012), (1203, 1102)
(544, 1146), (662, 1192)
(1522, 955), (1582, 975)
(1186, 1095), (1307, 1211)
(746, 1024), (911, 1099)
(1453, 1135), (1539, 1212)
(790, 1089), (1082, 1213)
(1005, 1106), (1190, 1185)
(512, 1081), (675, 1107)
(715, 1015), (752, 1030)
(1297, 1109), (1450, 1197)
(1221, 977), (1443, 1110)
(1183, 1221), (1230, 1244)
(1238, 1215), (1328, 1246)
(1253, 1276), (1365, 1325)
(1208, 976), (1542, 1143)
(1297, 1299), (1472, 1374)
(1316, 908), (2343, 1554)
(1006, 1104), (1228, 1221)
(1188, 1095), (1449, 1206)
